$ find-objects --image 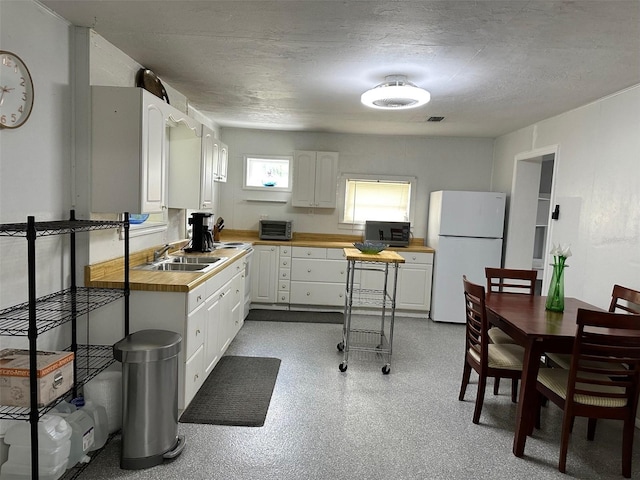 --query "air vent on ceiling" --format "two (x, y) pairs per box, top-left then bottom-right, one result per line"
(427, 116), (445, 122)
